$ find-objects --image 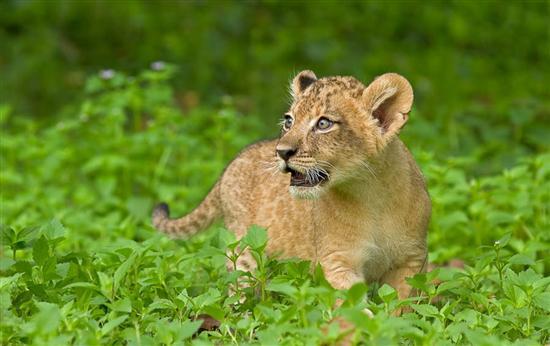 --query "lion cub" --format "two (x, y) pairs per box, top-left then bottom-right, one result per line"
(153, 70), (431, 304)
